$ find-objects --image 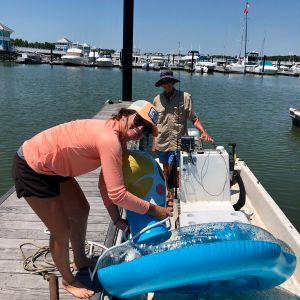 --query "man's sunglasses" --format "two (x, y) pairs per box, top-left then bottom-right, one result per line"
(134, 115), (152, 134)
